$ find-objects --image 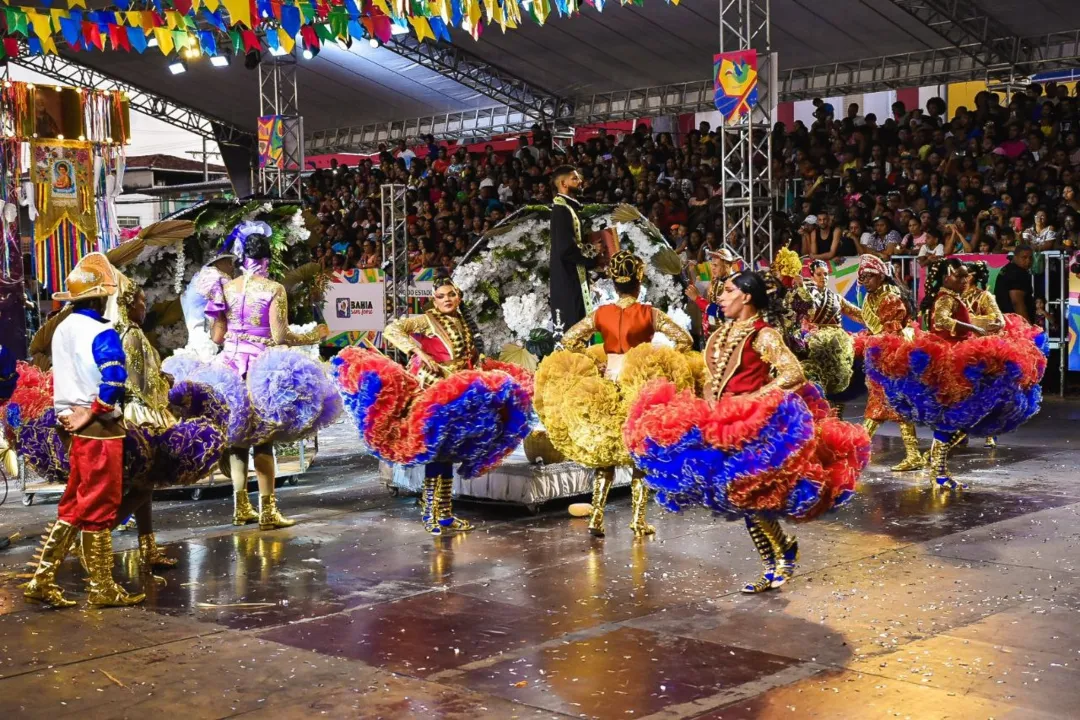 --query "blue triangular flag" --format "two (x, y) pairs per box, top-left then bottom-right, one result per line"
(199, 30), (217, 56)
(59, 15), (82, 48)
(343, 0), (361, 19)
(451, 0), (463, 27)
(204, 9), (227, 32)
(348, 20), (365, 42)
(115, 0), (132, 10)
(28, 37), (43, 55)
(127, 25), (147, 54)
(265, 29), (279, 51)
(280, 5), (301, 37)
(428, 17), (451, 43)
